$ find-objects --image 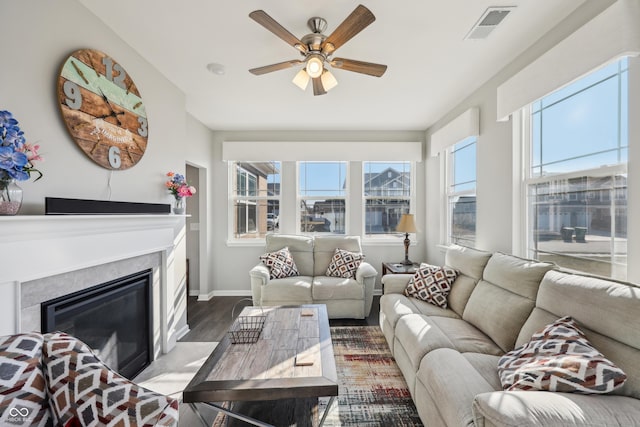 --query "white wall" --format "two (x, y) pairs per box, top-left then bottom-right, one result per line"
(1, 0), (214, 341)
(423, 0), (617, 266)
(3, 0), (189, 210)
